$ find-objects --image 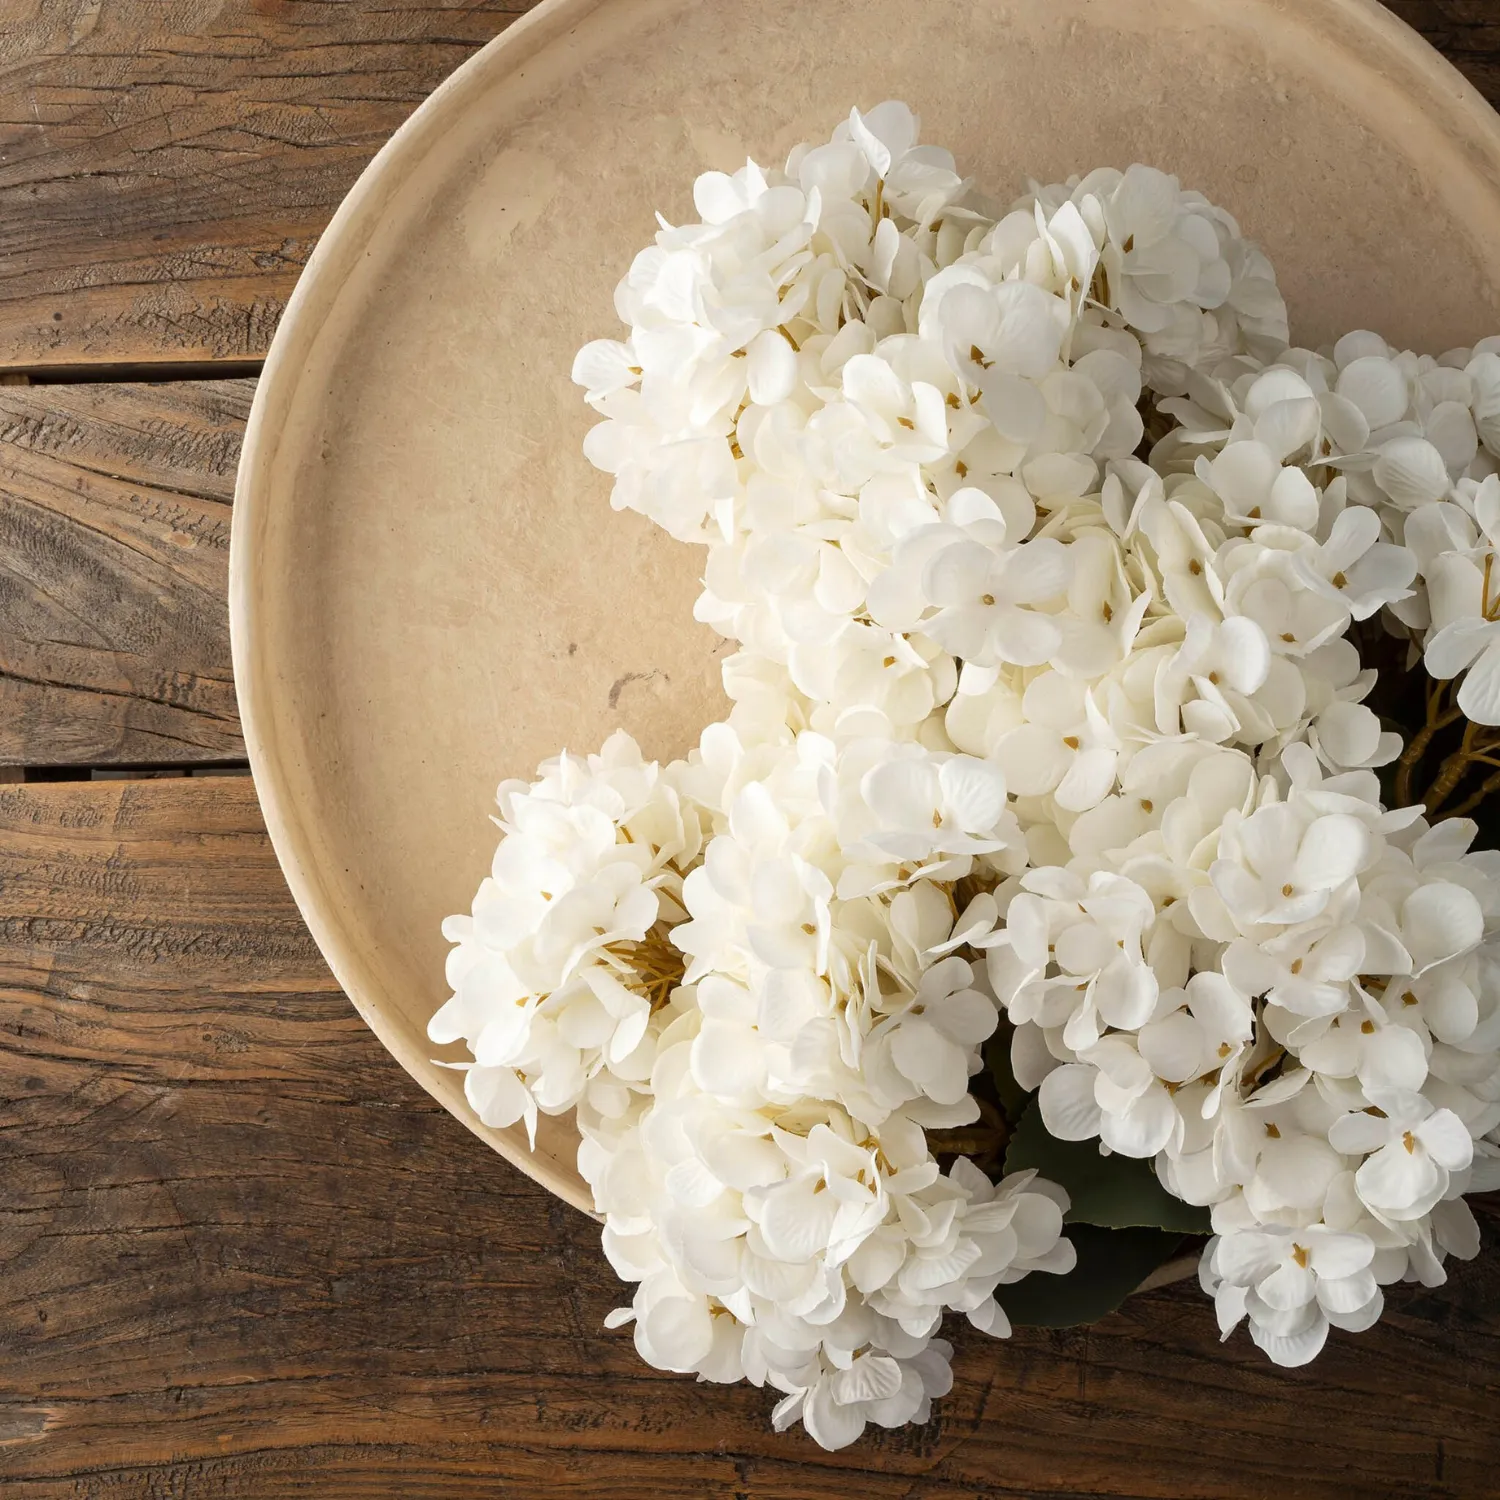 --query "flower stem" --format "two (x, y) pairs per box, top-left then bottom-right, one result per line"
(927, 1096), (1010, 1167)
(1395, 676), (1462, 808)
(1425, 717), (1483, 815)
(1447, 767), (1500, 819)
